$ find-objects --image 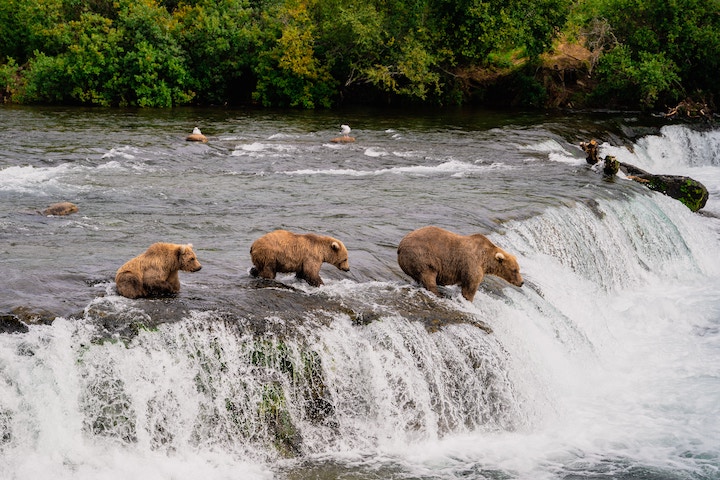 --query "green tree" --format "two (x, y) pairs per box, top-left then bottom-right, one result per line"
(253, 0), (336, 108)
(577, 0), (720, 108)
(62, 13), (123, 106)
(112, 0), (193, 107)
(593, 45), (680, 107)
(430, 0), (569, 64)
(172, 0), (255, 105)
